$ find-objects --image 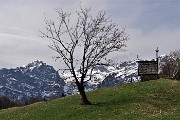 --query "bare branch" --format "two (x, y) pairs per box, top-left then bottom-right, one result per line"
(41, 6), (128, 104)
